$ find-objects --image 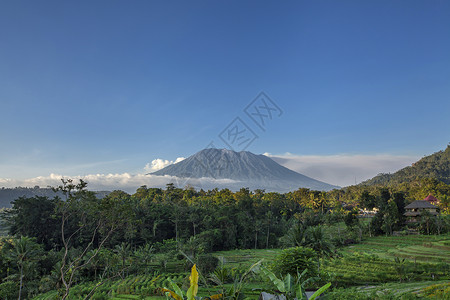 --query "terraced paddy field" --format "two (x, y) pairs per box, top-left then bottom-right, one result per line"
(325, 280), (450, 299)
(213, 248), (281, 268)
(340, 233), (450, 263)
(32, 273), (264, 300)
(323, 233), (450, 287)
(213, 234), (450, 273)
(360, 280), (450, 298)
(147, 249), (283, 274)
(32, 234), (450, 299)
